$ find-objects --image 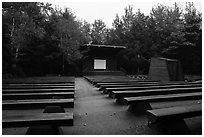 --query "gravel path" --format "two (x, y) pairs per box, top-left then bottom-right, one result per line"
(61, 77), (159, 135)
